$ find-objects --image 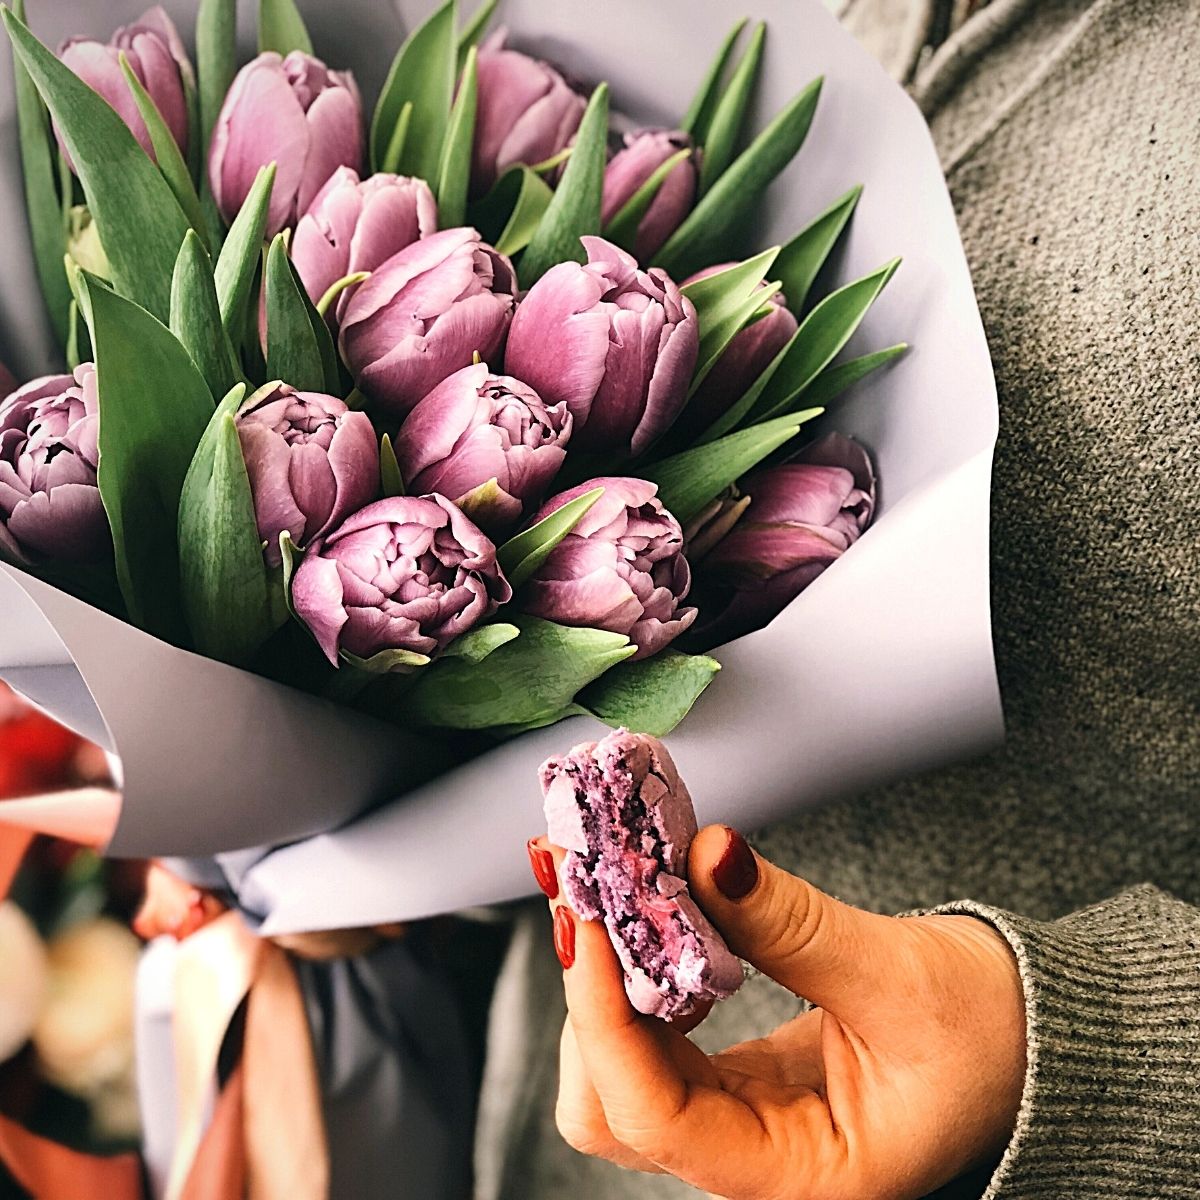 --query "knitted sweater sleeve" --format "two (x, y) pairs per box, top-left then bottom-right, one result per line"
(931, 886), (1200, 1199)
